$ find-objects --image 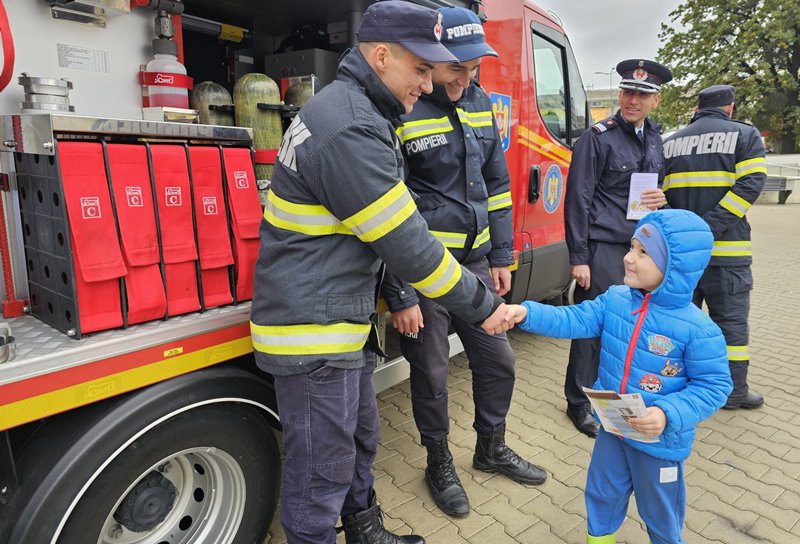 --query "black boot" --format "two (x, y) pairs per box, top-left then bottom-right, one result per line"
(424, 439), (470, 517)
(342, 496), (425, 544)
(473, 424), (547, 485)
(724, 389), (764, 409)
